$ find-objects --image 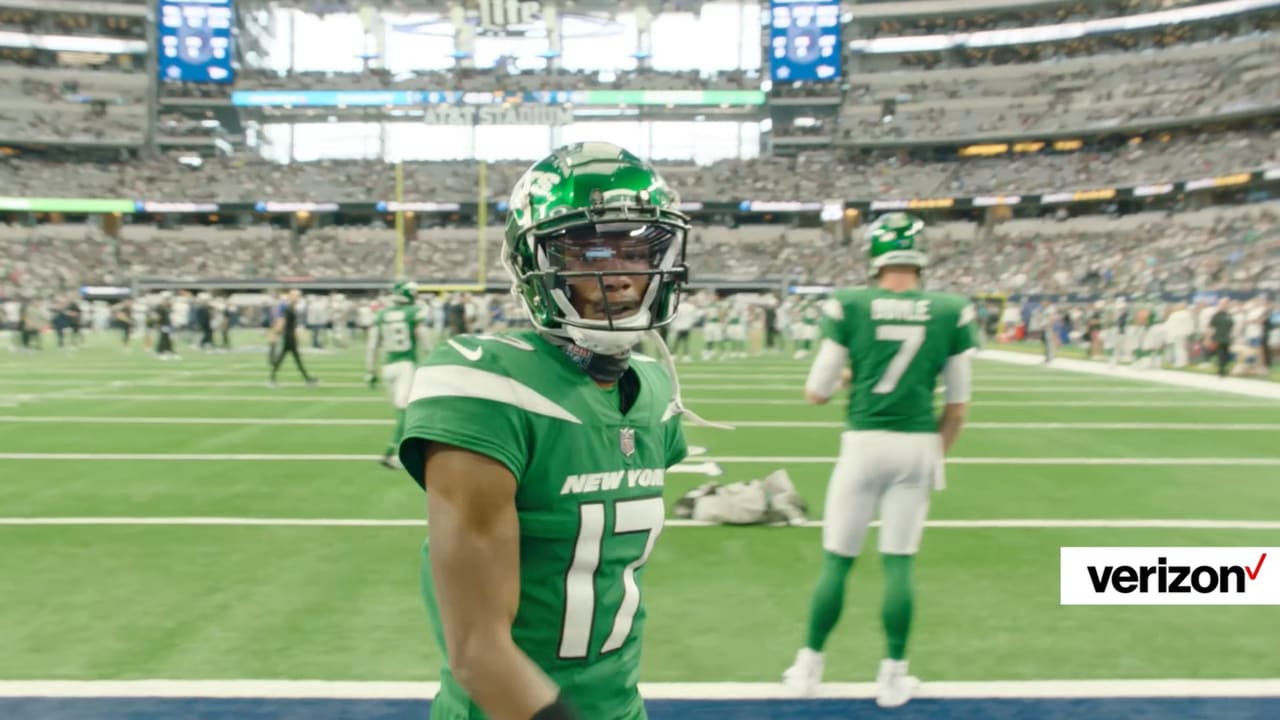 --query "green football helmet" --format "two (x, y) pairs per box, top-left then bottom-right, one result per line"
(866, 212), (927, 274)
(390, 280), (417, 305)
(502, 141), (691, 355)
